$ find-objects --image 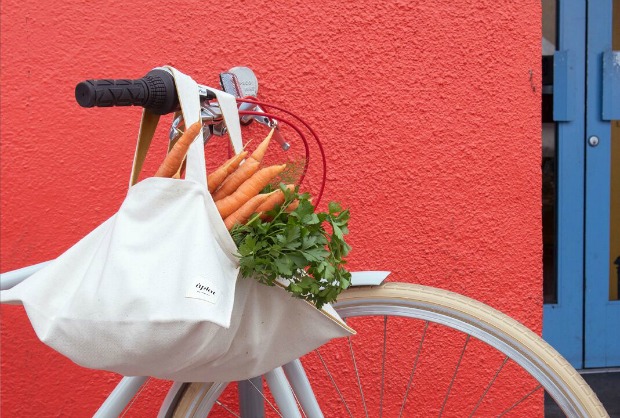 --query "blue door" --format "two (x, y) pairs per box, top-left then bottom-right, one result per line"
(542, 0), (620, 369)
